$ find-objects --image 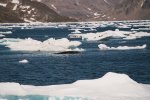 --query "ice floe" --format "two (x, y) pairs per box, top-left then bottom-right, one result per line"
(0, 31), (12, 35)
(0, 38), (83, 52)
(0, 72), (150, 100)
(123, 32), (150, 40)
(19, 59), (29, 64)
(98, 44), (147, 50)
(68, 29), (150, 41)
(70, 29), (82, 34)
(131, 28), (150, 31)
(0, 34), (5, 37)
(68, 34), (82, 39)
